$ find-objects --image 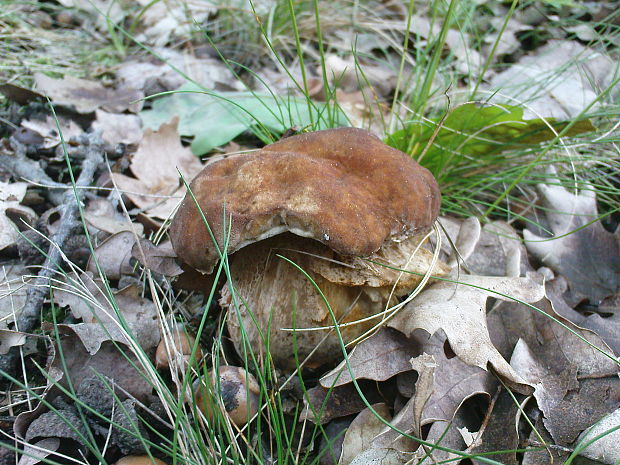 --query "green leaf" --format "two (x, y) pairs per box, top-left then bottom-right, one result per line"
(140, 83), (347, 155)
(385, 103), (595, 182)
